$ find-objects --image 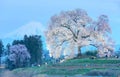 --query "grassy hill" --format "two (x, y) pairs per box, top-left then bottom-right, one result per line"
(1, 58), (120, 77)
